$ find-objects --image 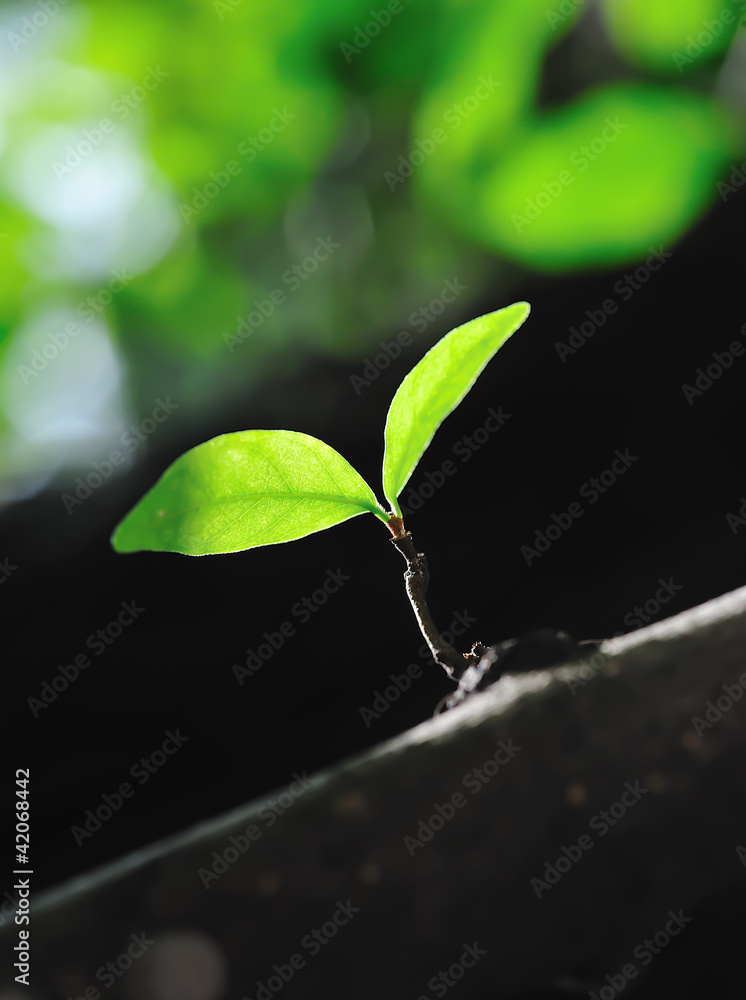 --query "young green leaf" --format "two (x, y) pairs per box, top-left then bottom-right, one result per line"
(382, 302), (530, 514)
(112, 430), (388, 556)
